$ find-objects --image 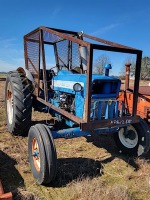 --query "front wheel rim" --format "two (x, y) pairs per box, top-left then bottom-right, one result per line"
(118, 125), (138, 149)
(32, 138), (40, 171)
(6, 82), (13, 124)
